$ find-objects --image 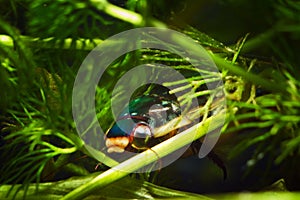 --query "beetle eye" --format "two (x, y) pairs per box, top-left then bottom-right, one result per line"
(133, 123), (152, 139)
